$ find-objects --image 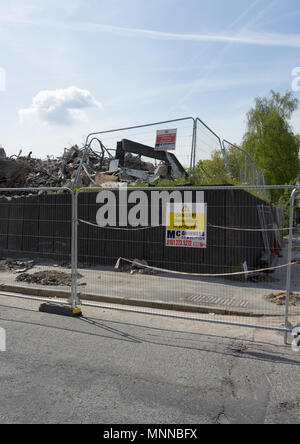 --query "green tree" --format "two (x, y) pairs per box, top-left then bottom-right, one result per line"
(242, 90), (300, 186)
(195, 145), (244, 184)
(226, 144), (246, 182)
(195, 151), (229, 184)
